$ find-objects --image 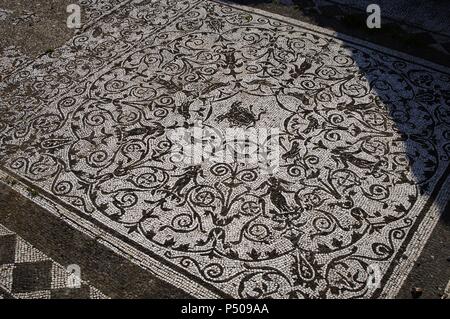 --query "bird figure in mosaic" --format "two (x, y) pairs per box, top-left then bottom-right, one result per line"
(170, 165), (204, 196)
(282, 140), (301, 160)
